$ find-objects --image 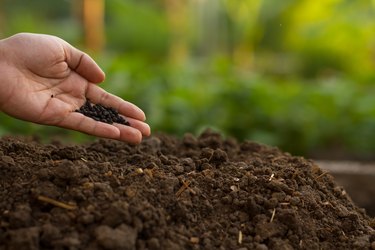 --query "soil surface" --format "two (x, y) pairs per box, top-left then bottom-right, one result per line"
(0, 130), (374, 250)
(317, 161), (375, 217)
